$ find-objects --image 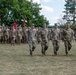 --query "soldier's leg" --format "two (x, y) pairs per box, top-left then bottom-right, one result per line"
(18, 36), (20, 44)
(28, 41), (33, 55)
(0, 36), (1, 43)
(68, 41), (72, 51)
(11, 37), (13, 45)
(52, 41), (57, 55)
(11, 37), (15, 46)
(1, 36), (3, 43)
(13, 39), (15, 46)
(17, 36), (21, 45)
(64, 41), (68, 55)
(41, 42), (45, 55)
(56, 41), (59, 51)
(7, 36), (9, 43)
(44, 41), (48, 51)
(32, 41), (36, 51)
